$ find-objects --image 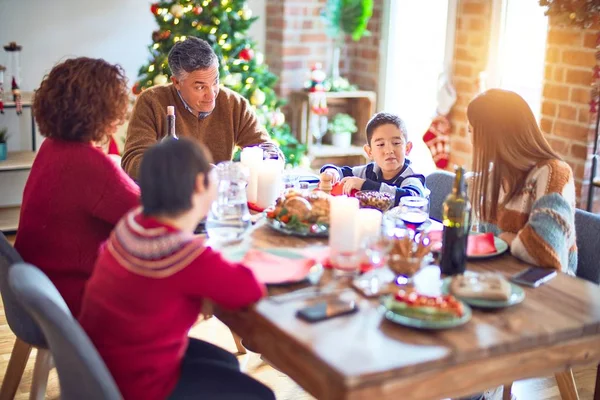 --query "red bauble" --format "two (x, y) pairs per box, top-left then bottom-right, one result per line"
(132, 82), (141, 95)
(150, 3), (159, 15)
(193, 6), (203, 15)
(238, 48), (254, 61)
